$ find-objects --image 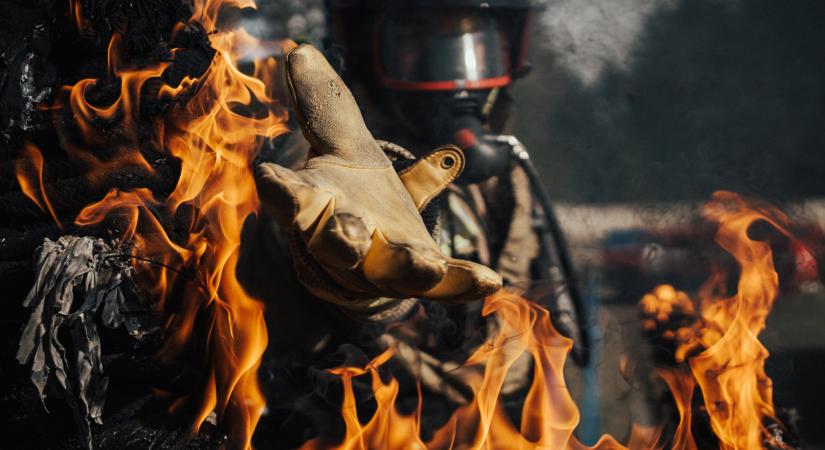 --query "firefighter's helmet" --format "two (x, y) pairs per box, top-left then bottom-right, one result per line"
(326, 0), (536, 91)
(325, 0), (538, 183)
